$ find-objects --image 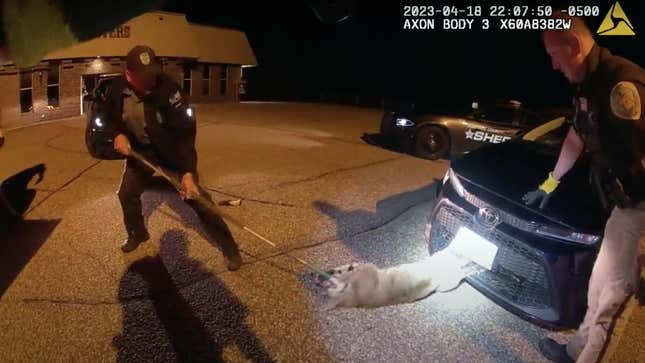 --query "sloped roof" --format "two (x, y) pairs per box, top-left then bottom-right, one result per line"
(39, 11), (256, 66)
(190, 23), (257, 66)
